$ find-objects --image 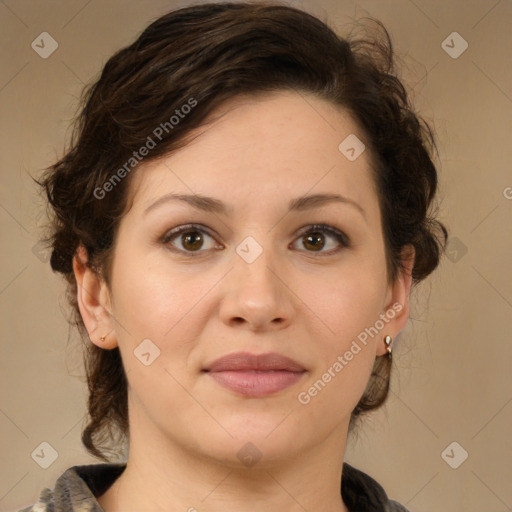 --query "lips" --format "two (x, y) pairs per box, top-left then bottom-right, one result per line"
(204, 352), (305, 372)
(203, 352), (306, 397)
